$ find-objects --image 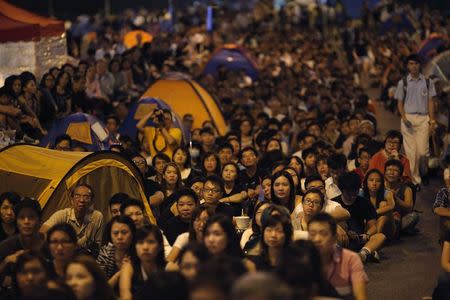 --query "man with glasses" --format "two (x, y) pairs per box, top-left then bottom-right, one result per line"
(41, 183), (103, 253)
(202, 175), (234, 218)
(369, 130), (413, 184)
